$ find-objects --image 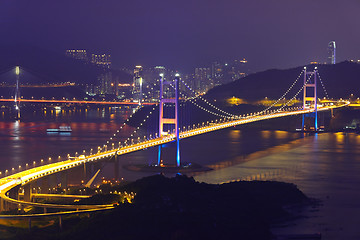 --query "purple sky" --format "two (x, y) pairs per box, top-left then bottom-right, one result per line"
(1, 0), (359, 72)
